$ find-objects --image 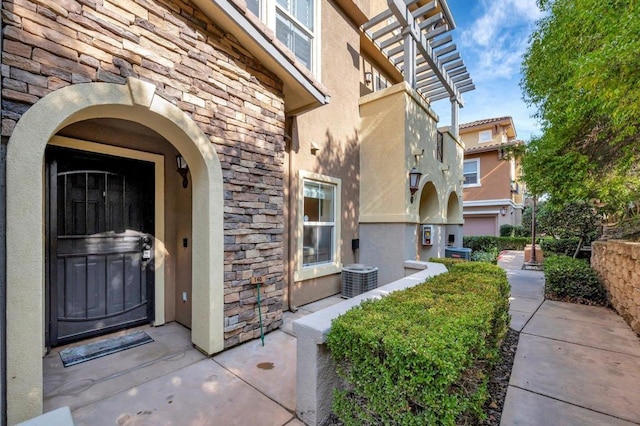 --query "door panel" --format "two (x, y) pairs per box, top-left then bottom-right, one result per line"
(47, 148), (154, 347)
